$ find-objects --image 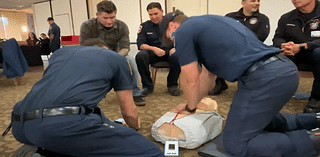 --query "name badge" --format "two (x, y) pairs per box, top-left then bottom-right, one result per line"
(147, 32), (153, 35)
(311, 31), (320, 37)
